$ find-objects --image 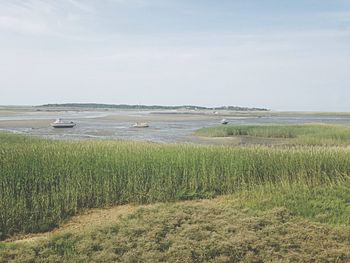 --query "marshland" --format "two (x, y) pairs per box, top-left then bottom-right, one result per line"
(2, 0), (350, 261)
(0, 107), (350, 262)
